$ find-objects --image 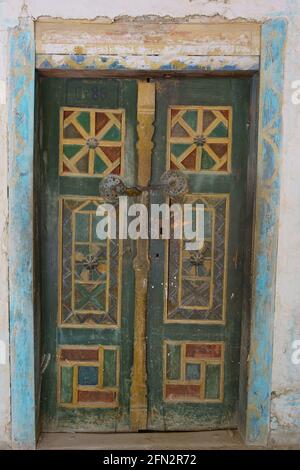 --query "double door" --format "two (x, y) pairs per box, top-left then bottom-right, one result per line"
(39, 76), (251, 431)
